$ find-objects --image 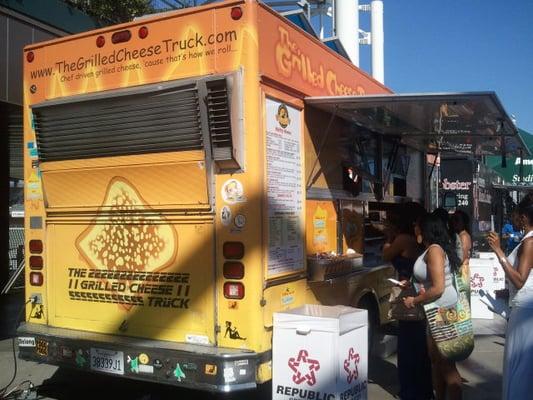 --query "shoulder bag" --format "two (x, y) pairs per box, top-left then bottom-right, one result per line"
(417, 272), (474, 361)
